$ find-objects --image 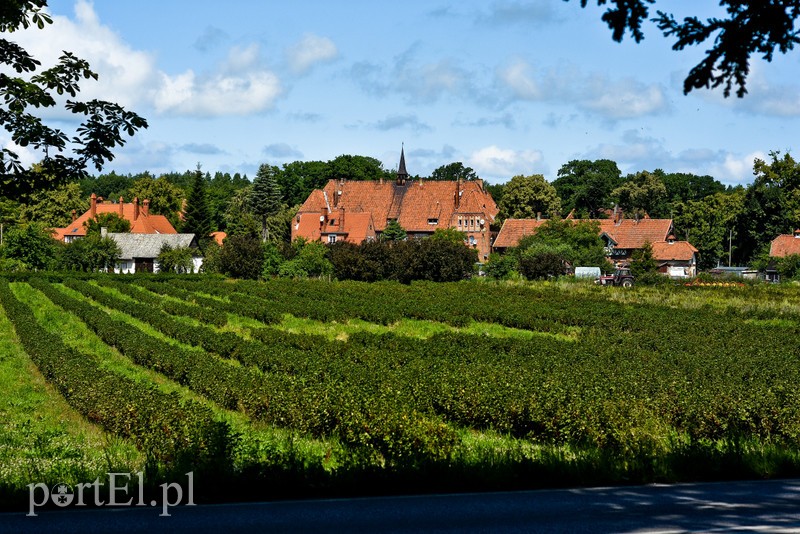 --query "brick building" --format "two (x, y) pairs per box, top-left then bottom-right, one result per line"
(292, 149), (499, 260)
